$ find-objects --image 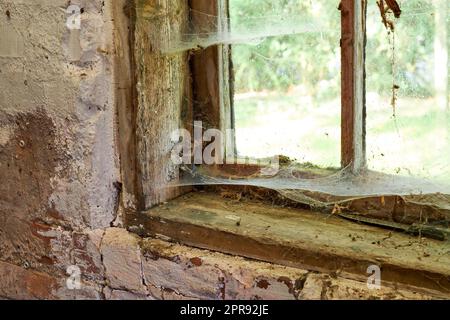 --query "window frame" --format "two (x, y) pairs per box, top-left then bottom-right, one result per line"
(122, 0), (445, 220)
(119, 0), (369, 210)
(190, 0), (368, 174)
(119, 1), (450, 294)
